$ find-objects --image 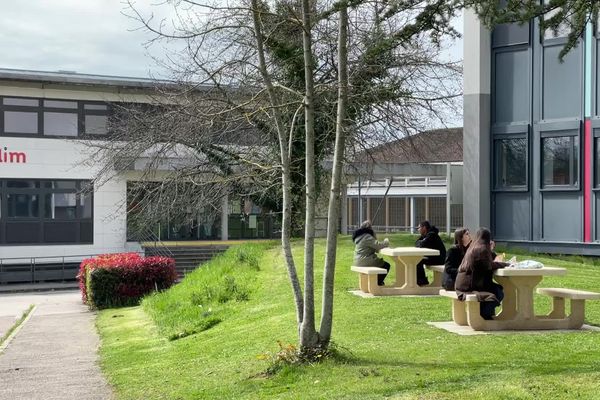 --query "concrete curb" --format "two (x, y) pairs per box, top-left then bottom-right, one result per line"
(0, 304), (37, 354)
